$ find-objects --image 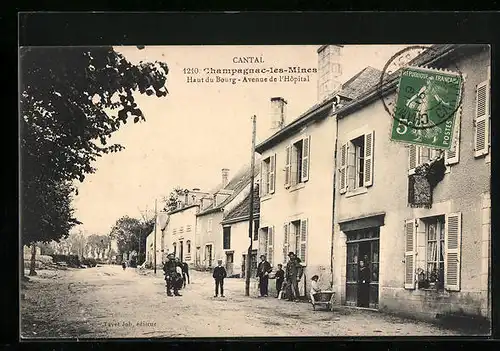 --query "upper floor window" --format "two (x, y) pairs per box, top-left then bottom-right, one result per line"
(186, 240), (191, 254)
(179, 226), (184, 234)
(223, 226), (231, 250)
(253, 219), (260, 241)
(260, 155), (276, 196)
(339, 131), (374, 194)
(285, 136), (310, 188)
(186, 225), (192, 232)
(474, 77), (490, 158)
